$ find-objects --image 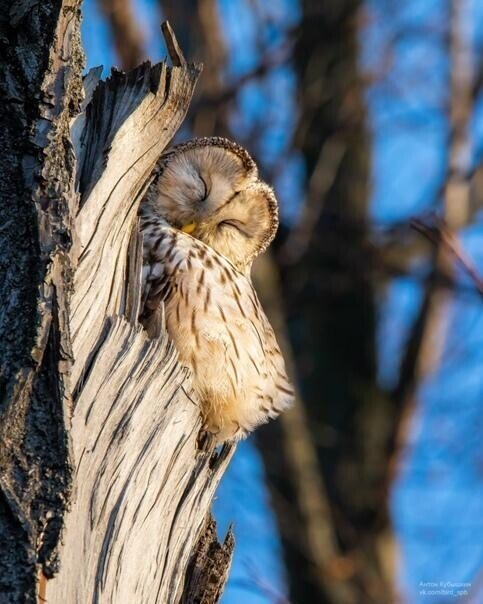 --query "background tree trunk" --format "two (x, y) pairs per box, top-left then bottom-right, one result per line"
(257, 1), (396, 601)
(387, 0), (475, 484)
(0, 6), (235, 602)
